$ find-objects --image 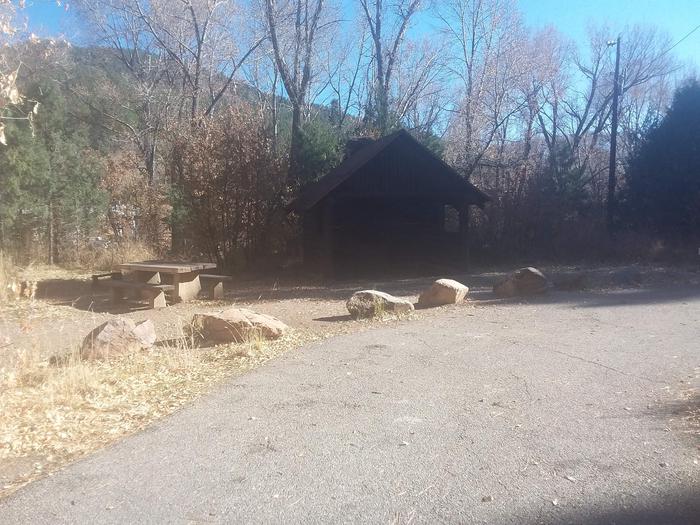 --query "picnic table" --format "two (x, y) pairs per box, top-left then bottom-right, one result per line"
(116, 261), (217, 303)
(93, 260), (232, 308)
